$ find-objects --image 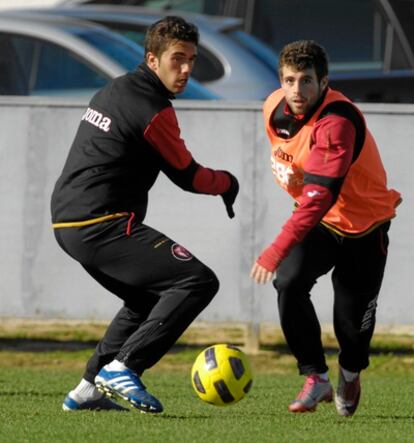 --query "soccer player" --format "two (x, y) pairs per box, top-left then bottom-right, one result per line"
(250, 40), (401, 416)
(51, 16), (238, 413)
